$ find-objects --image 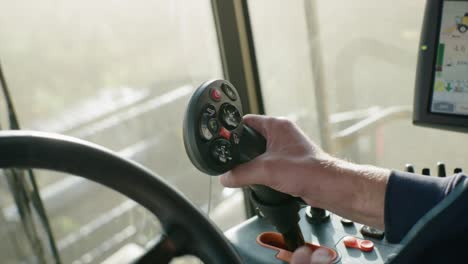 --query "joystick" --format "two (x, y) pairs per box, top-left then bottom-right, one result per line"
(183, 80), (305, 251)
